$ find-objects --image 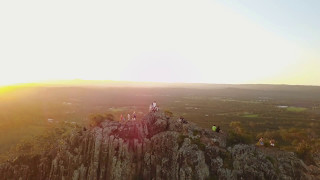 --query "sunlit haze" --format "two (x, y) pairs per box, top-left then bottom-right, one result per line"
(1, 0), (319, 86)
